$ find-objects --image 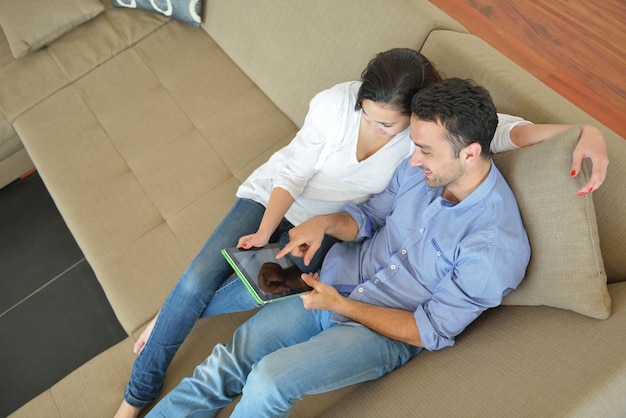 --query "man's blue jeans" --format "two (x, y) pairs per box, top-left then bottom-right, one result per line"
(124, 198), (337, 407)
(146, 296), (422, 417)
